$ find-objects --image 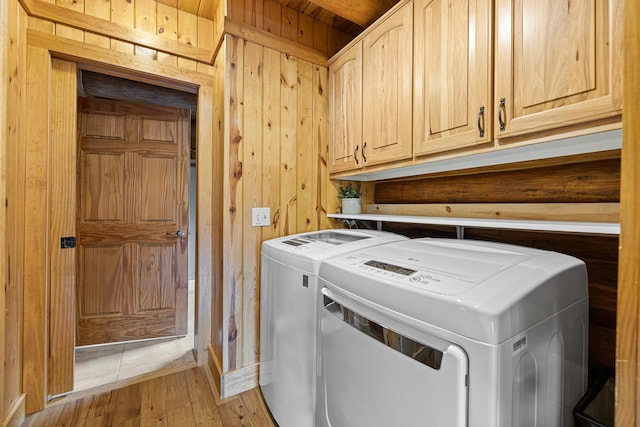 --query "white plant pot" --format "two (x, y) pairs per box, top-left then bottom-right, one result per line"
(341, 198), (362, 215)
